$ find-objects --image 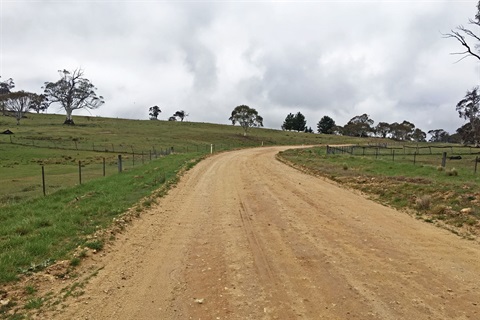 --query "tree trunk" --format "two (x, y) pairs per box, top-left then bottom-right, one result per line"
(64, 109), (75, 125)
